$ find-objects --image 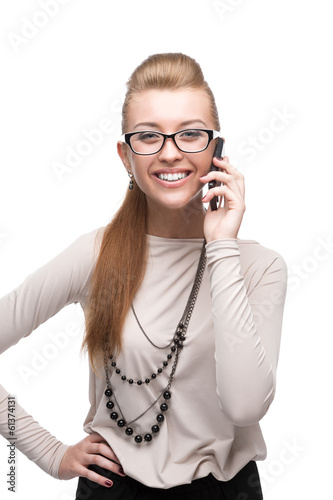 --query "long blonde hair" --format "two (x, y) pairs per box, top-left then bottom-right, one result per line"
(83, 53), (220, 371)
